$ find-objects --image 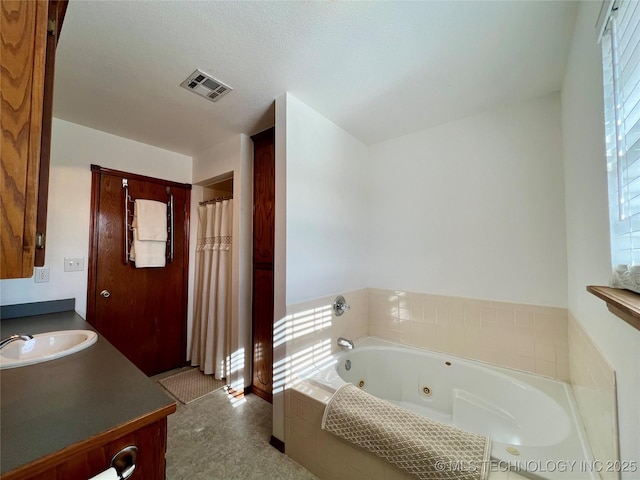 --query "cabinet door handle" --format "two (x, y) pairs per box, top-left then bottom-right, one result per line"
(89, 446), (137, 480)
(36, 232), (45, 249)
(100, 290), (111, 298)
(112, 445), (137, 479)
